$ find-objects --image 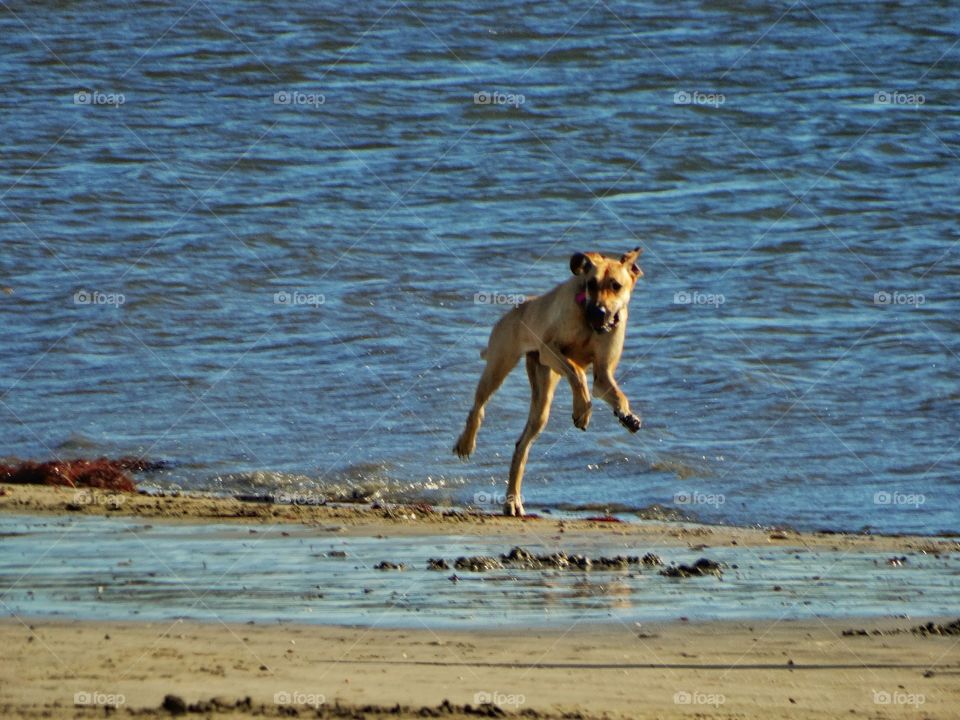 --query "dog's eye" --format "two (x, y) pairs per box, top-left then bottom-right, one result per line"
(587, 279), (598, 292)
(610, 281), (622, 292)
